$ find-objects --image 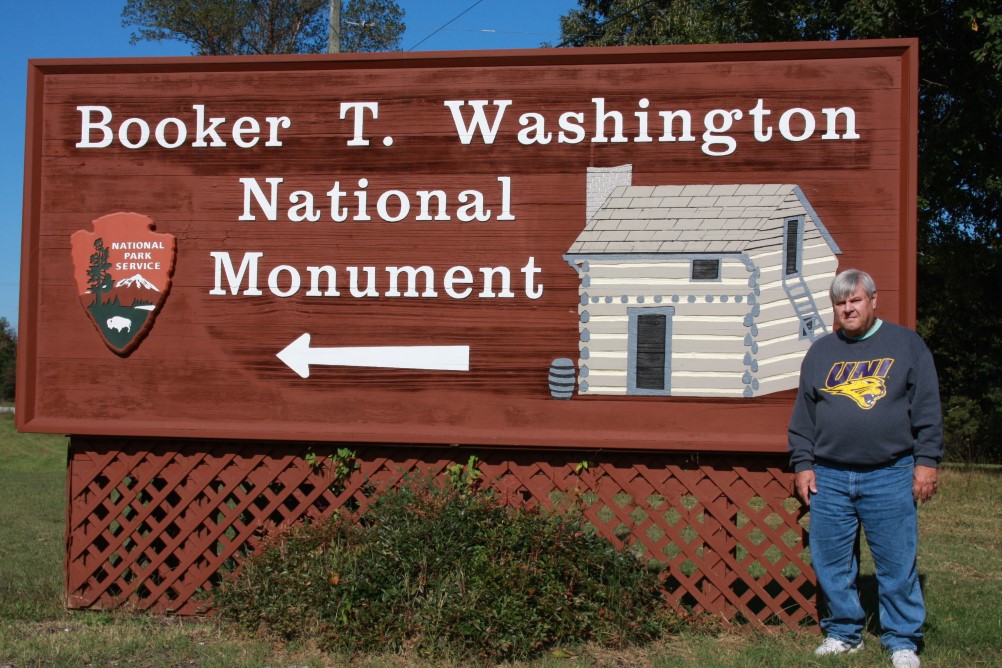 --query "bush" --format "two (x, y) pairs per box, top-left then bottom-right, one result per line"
(213, 475), (680, 663)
